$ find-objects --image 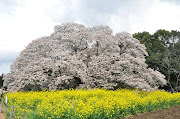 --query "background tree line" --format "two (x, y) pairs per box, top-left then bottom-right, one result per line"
(133, 29), (180, 92)
(0, 74), (3, 88)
